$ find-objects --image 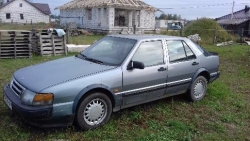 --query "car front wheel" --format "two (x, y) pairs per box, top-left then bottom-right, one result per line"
(189, 76), (208, 102)
(76, 92), (112, 130)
